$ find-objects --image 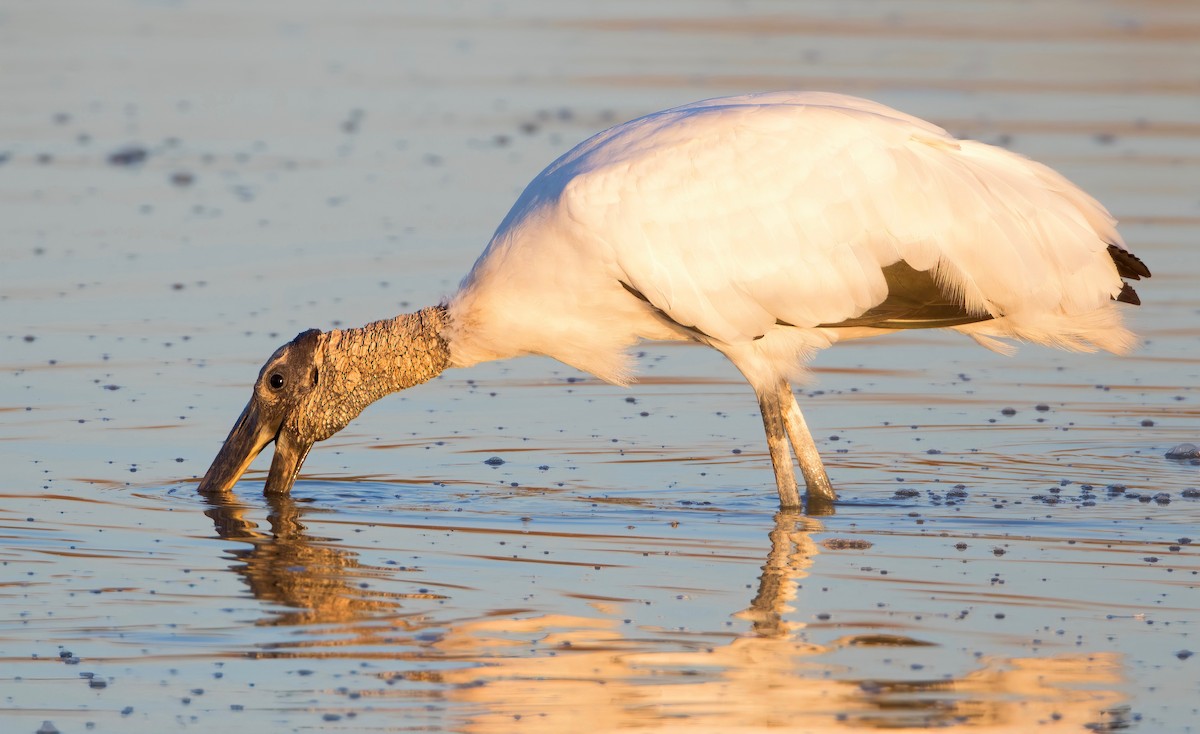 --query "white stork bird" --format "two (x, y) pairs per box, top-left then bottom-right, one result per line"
(197, 91), (1149, 507)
